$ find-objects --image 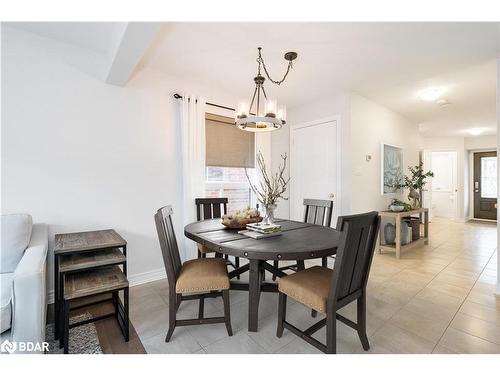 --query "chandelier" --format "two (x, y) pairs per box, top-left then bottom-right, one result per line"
(236, 47), (297, 132)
